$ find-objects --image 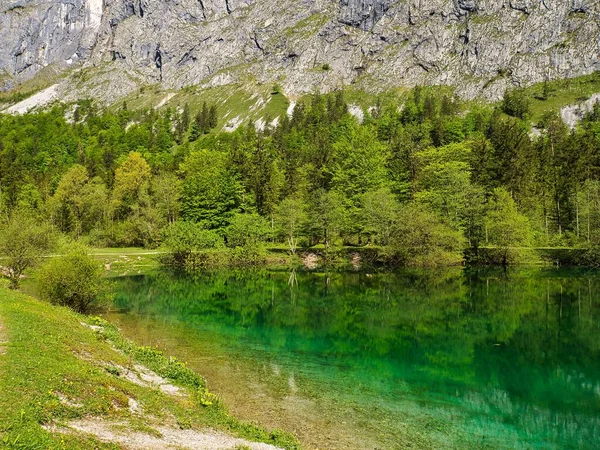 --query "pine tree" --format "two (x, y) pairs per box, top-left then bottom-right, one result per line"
(200, 102), (209, 133)
(181, 103), (190, 133)
(208, 105), (218, 129)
